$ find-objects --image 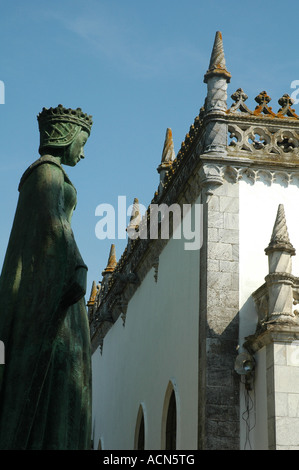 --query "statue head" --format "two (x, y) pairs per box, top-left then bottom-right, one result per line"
(37, 104), (93, 166)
